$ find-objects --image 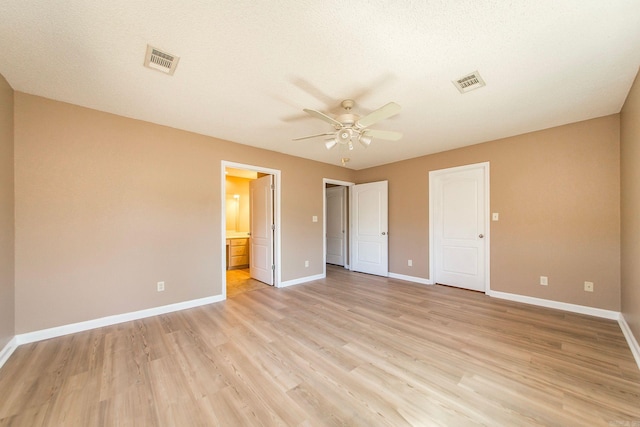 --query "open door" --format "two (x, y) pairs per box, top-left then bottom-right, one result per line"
(351, 180), (388, 276)
(326, 186), (347, 266)
(250, 175), (274, 285)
